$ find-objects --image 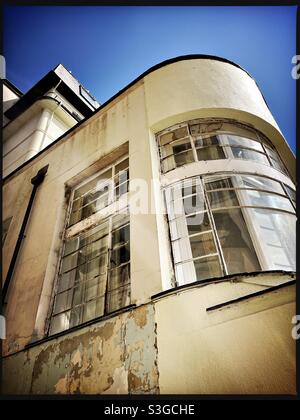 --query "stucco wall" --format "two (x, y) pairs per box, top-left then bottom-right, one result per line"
(2, 304), (159, 394)
(2, 273), (295, 395)
(155, 274), (296, 394)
